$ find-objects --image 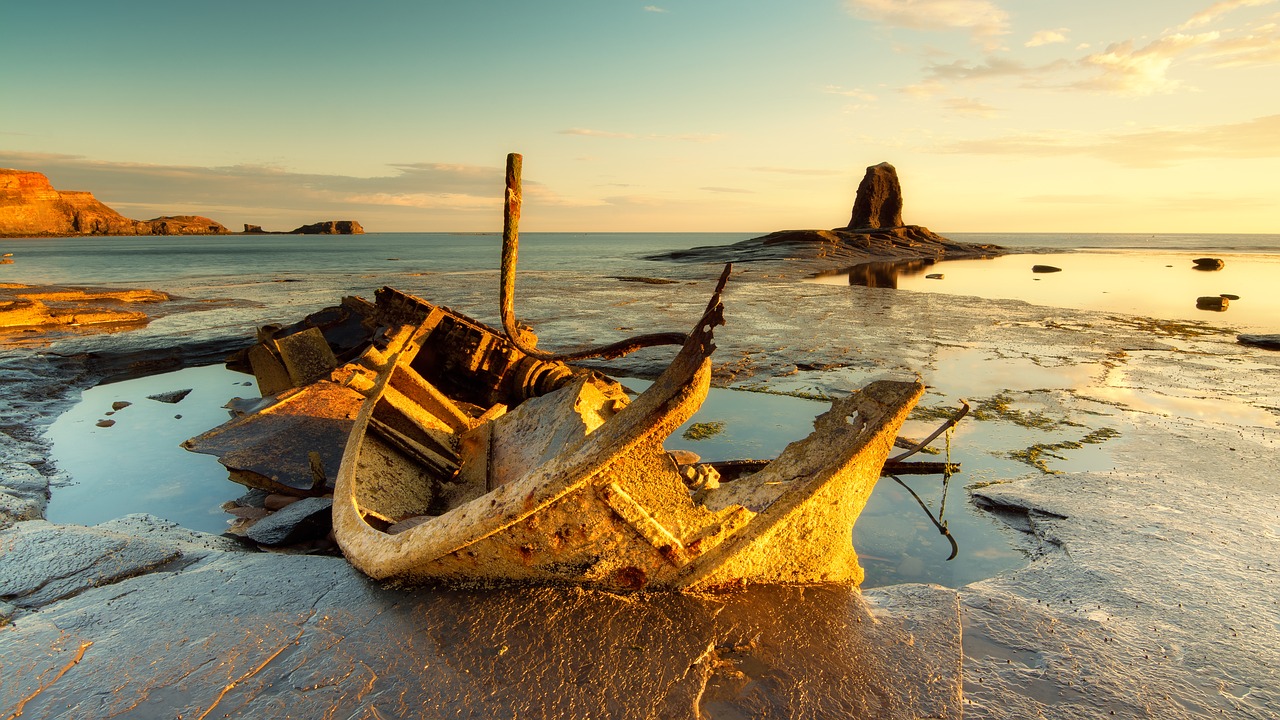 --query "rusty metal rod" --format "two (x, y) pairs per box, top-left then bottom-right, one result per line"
(499, 152), (689, 361)
(889, 400), (970, 463)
